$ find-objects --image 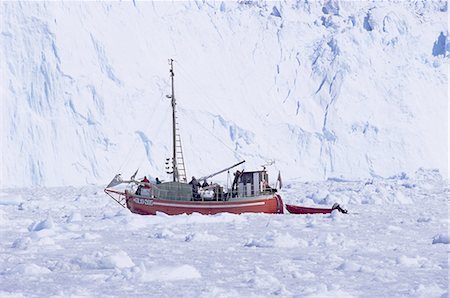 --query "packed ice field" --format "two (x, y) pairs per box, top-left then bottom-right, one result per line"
(0, 169), (448, 297)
